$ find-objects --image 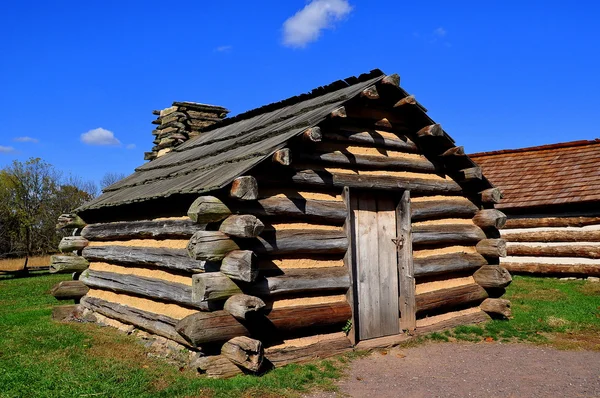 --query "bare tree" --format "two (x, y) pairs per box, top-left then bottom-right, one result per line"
(100, 172), (126, 190)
